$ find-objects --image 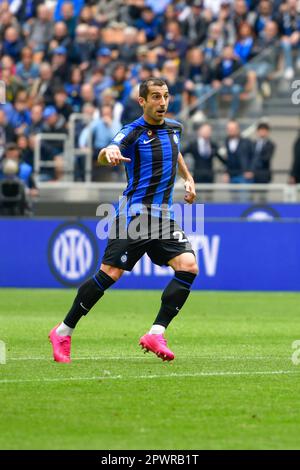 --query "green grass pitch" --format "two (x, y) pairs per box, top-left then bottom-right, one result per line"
(1, 288), (300, 450)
